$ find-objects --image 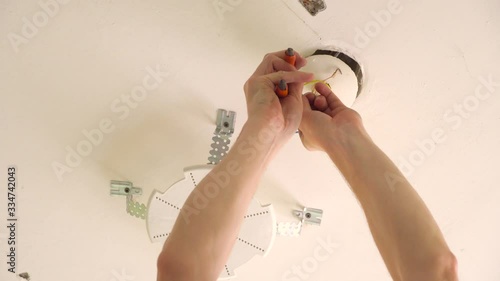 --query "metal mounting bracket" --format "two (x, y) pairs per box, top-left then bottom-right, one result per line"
(110, 180), (142, 196)
(276, 207), (323, 236)
(215, 108), (236, 136)
(294, 207), (323, 226)
(208, 109), (236, 165)
(110, 180), (147, 220)
(298, 0), (326, 16)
